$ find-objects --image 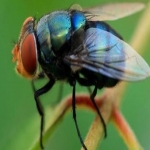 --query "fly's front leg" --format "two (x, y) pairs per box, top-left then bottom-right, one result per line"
(31, 77), (55, 149)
